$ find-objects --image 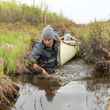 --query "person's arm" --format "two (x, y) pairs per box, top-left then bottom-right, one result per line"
(32, 63), (49, 77)
(29, 44), (49, 77)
